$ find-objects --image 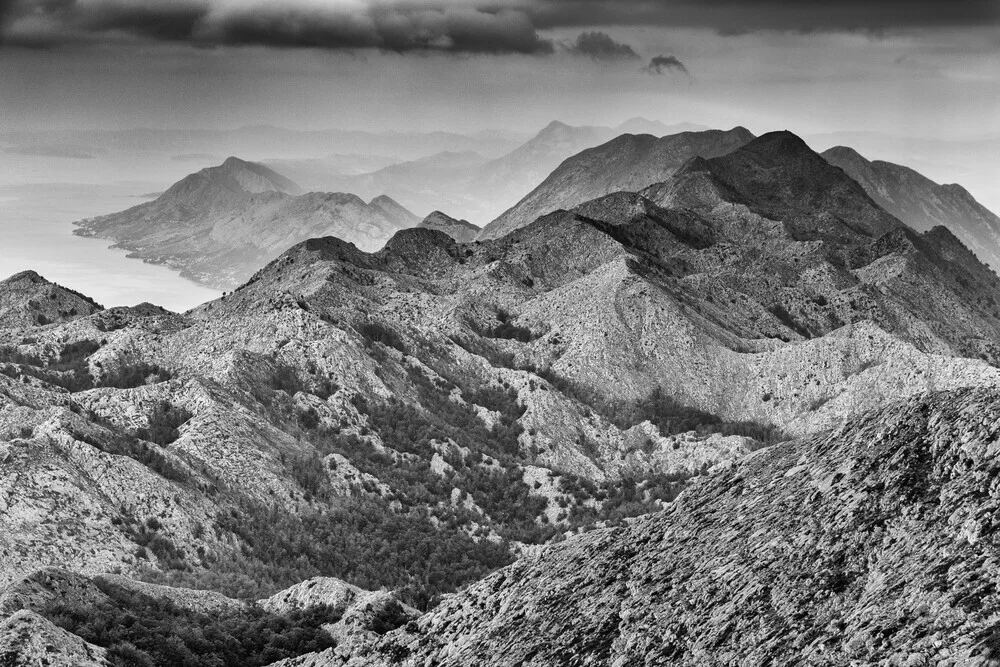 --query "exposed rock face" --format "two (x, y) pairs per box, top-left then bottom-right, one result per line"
(823, 145), (1000, 272)
(72, 157), (418, 289)
(261, 577), (365, 615)
(417, 211), (480, 242)
(479, 126), (755, 240)
(0, 610), (108, 666)
(0, 271), (102, 329)
(357, 387), (1000, 666)
(0, 569), (108, 617)
(262, 576), (418, 655)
